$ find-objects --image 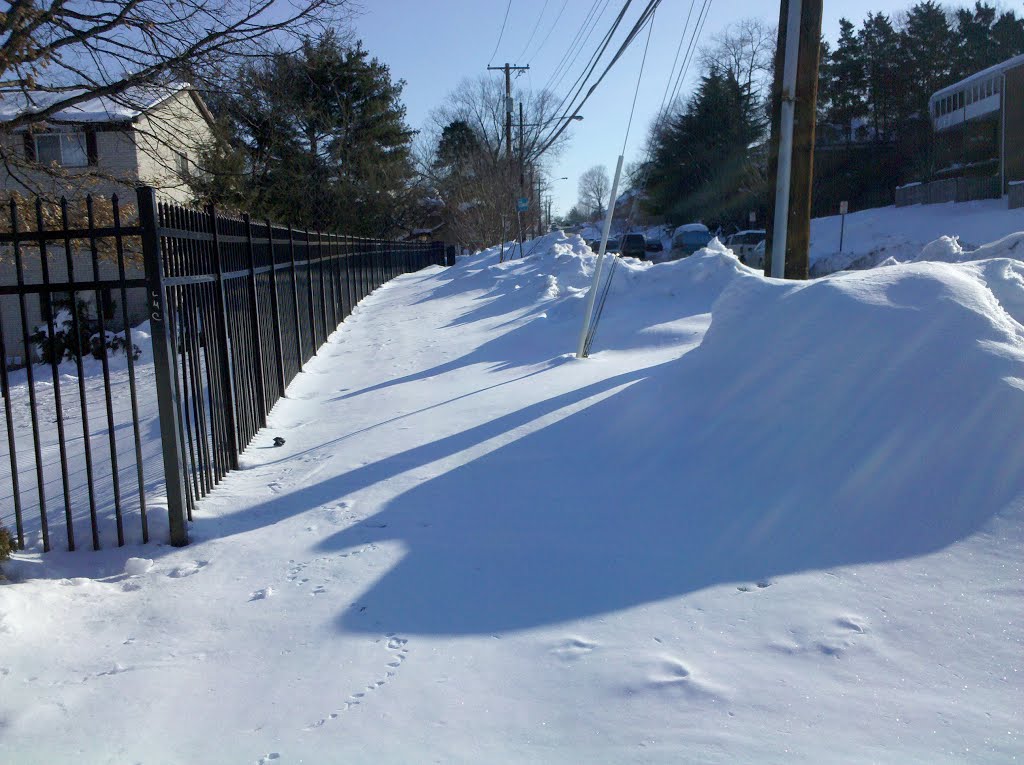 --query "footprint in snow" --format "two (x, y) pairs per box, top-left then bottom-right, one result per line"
(737, 580), (772, 592)
(549, 637), (597, 662)
(167, 560), (209, 578)
(249, 587), (274, 601)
